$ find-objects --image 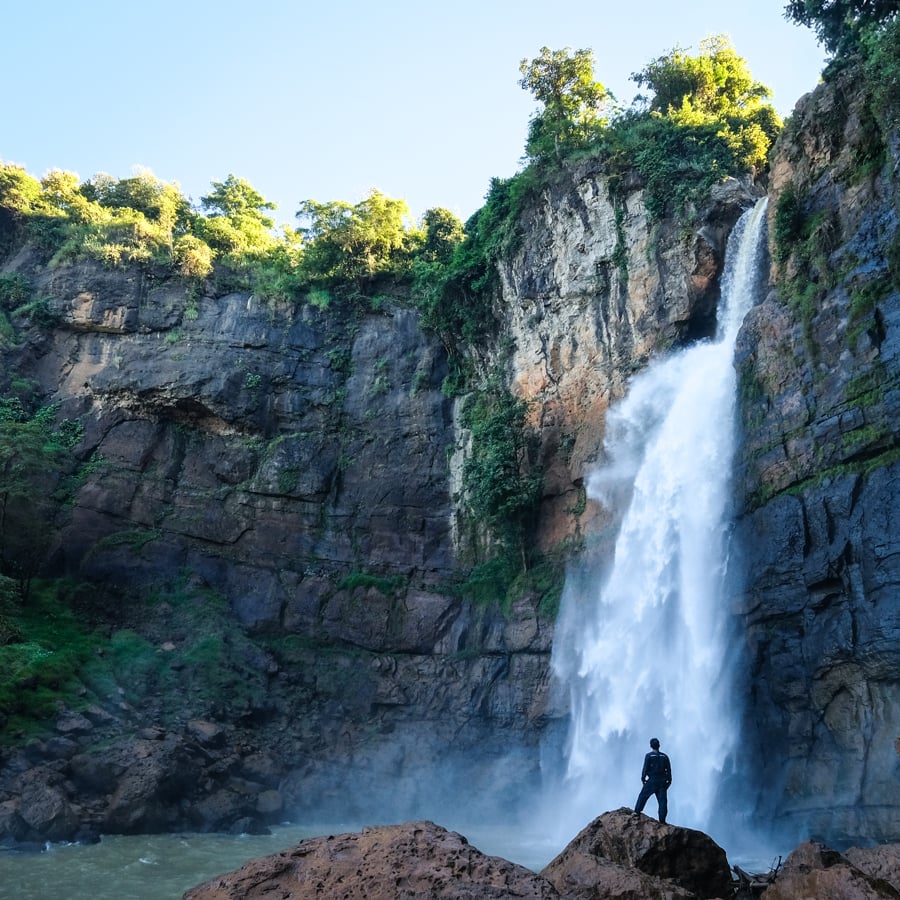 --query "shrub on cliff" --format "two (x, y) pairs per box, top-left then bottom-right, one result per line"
(460, 381), (543, 573)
